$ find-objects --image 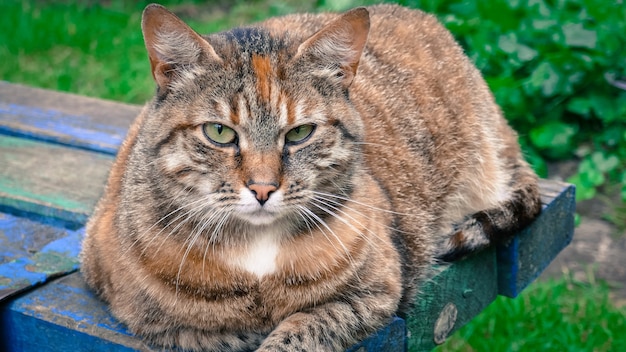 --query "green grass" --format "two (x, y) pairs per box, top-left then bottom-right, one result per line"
(1, 1), (150, 102)
(0, 0), (344, 103)
(2, 1), (626, 350)
(436, 273), (626, 351)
